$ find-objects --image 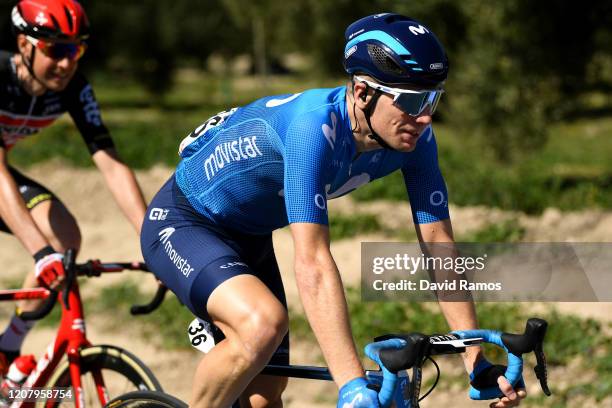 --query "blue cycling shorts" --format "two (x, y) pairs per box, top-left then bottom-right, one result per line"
(140, 175), (289, 363)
